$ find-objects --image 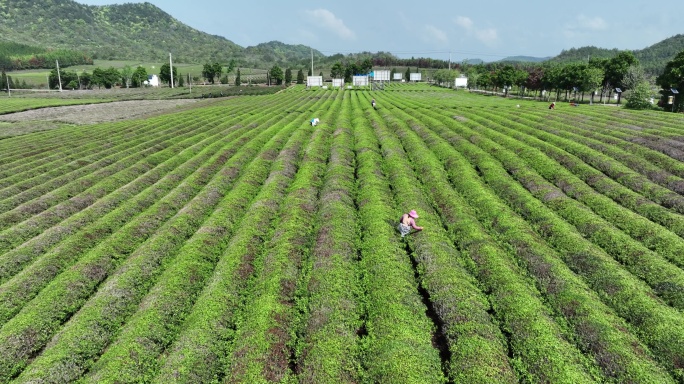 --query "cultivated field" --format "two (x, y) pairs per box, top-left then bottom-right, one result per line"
(0, 84), (683, 383)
